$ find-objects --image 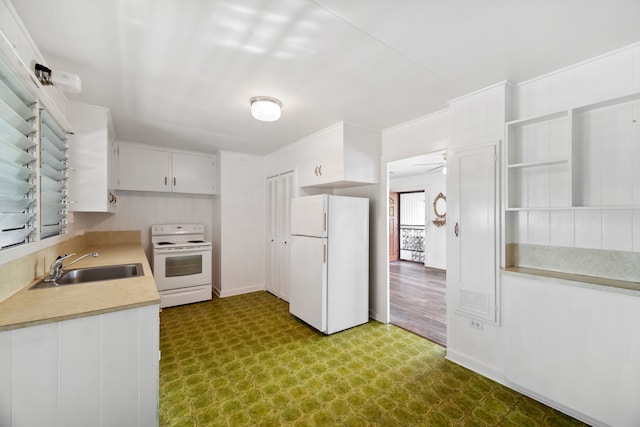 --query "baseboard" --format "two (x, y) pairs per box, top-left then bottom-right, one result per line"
(445, 349), (506, 385)
(368, 308), (383, 323)
(218, 284), (265, 298)
(446, 349), (603, 426)
(506, 383), (604, 426)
